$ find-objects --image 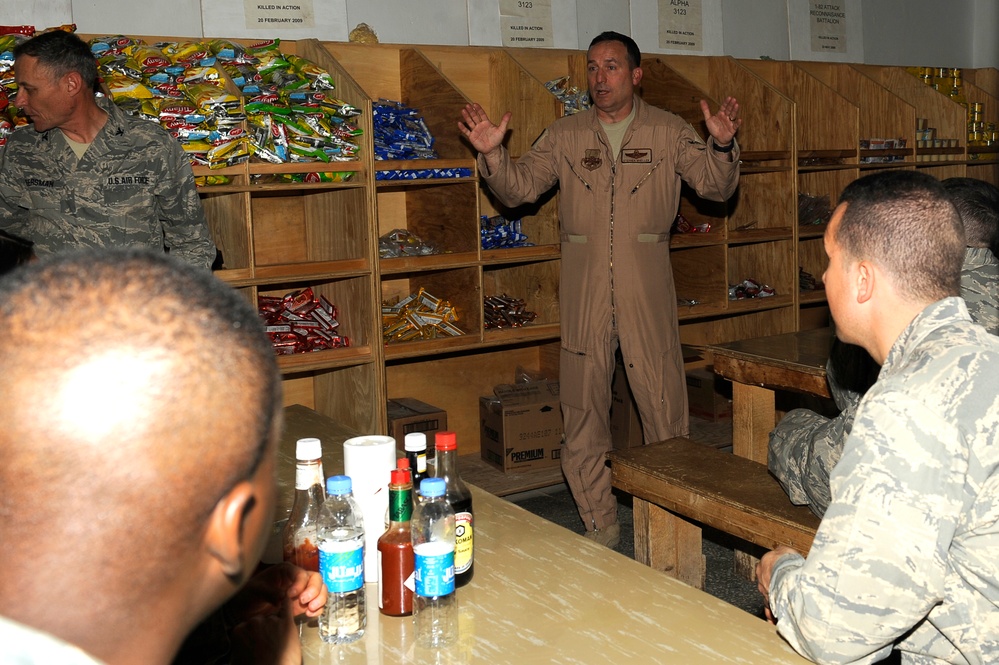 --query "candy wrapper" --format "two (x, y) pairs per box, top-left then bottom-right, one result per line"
(383, 288), (463, 342)
(799, 267), (822, 291)
(379, 228), (440, 258)
(481, 215), (532, 249)
(484, 294), (537, 329)
(729, 279), (776, 300)
(375, 167), (471, 180)
(258, 287), (351, 355)
(673, 213), (711, 234)
(373, 99), (438, 160)
(545, 76), (590, 115)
